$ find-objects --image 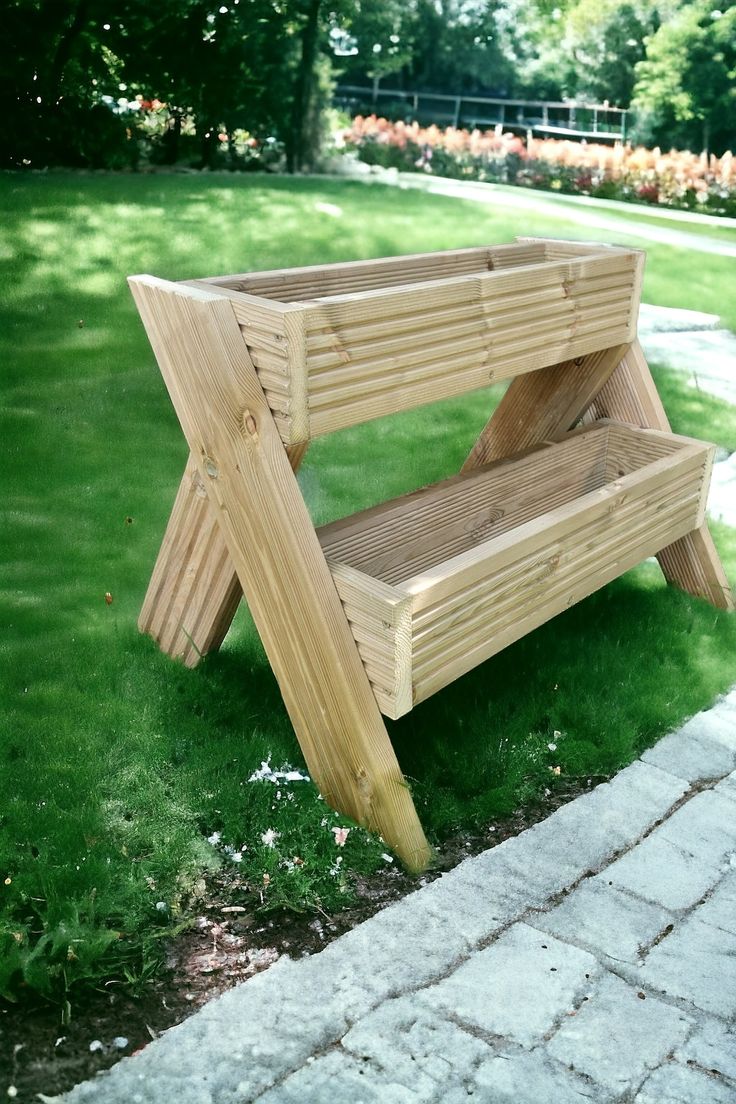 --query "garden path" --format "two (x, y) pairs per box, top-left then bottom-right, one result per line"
(393, 173), (736, 259)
